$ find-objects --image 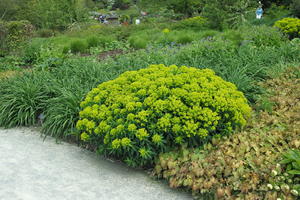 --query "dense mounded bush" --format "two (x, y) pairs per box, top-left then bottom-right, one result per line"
(274, 18), (300, 39)
(76, 64), (251, 167)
